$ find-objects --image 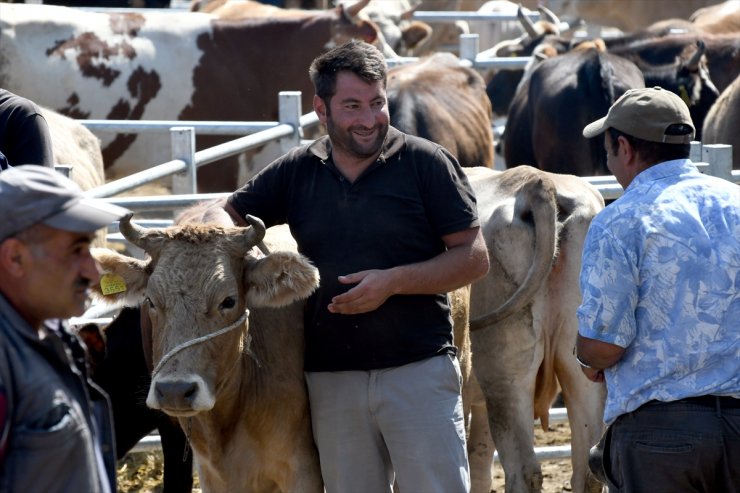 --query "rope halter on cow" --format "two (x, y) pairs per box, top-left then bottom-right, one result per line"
(151, 309), (250, 378)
